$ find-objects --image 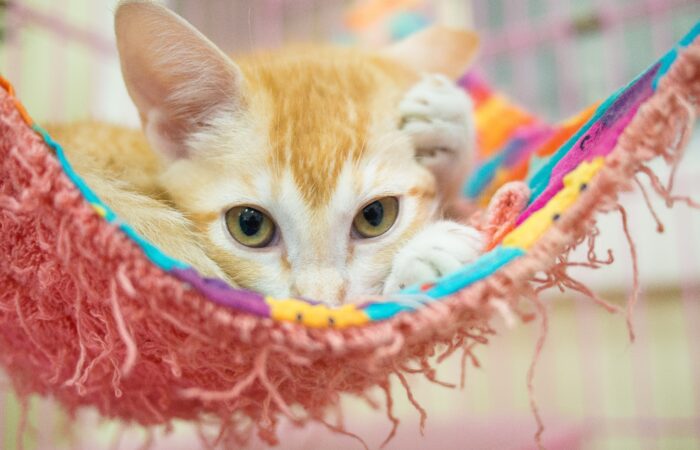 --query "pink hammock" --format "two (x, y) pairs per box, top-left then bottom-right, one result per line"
(0, 22), (698, 447)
